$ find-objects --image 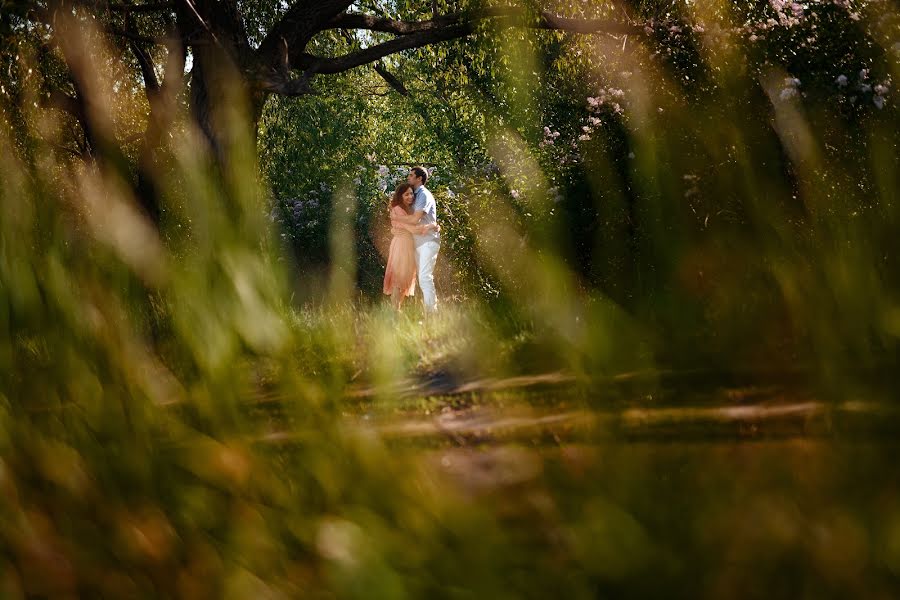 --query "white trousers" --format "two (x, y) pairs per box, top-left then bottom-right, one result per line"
(415, 240), (440, 312)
